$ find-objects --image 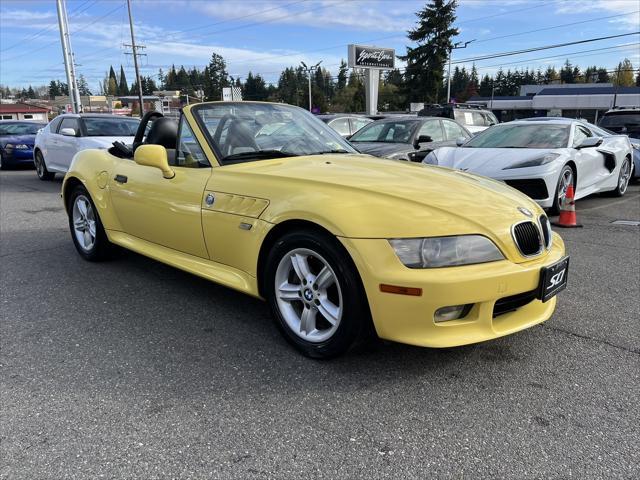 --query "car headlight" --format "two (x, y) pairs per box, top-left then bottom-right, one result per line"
(389, 235), (504, 268)
(503, 153), (560, 169)
(5, 143), (29, 150)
